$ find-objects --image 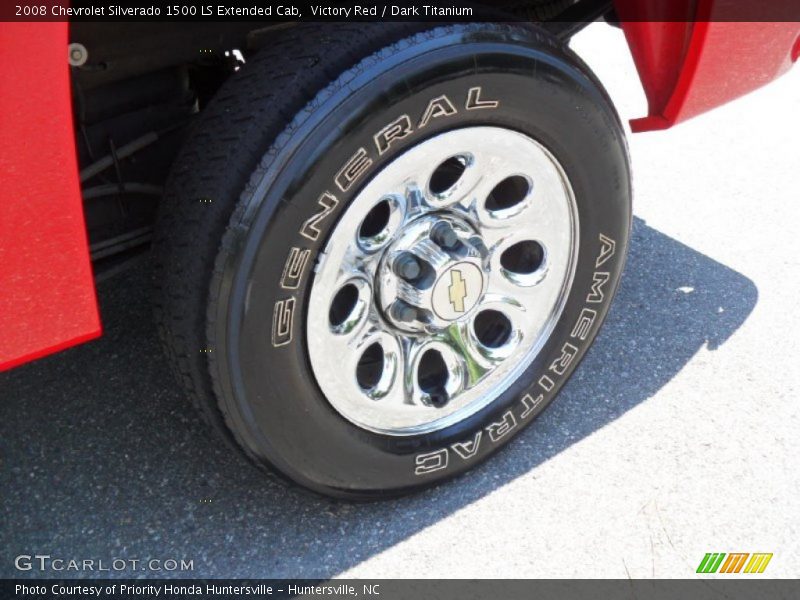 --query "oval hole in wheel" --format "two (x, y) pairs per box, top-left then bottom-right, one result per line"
(329, 284), (359, 328)
(429, 155), (468, 196)
(358, 198), (391, 240)
(356, 343), (385, 392)
(473, 310), (513, 348)
(417, 349), (448, 393)
(500, 240), (545, 274)
(486, 175), (531, 211)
